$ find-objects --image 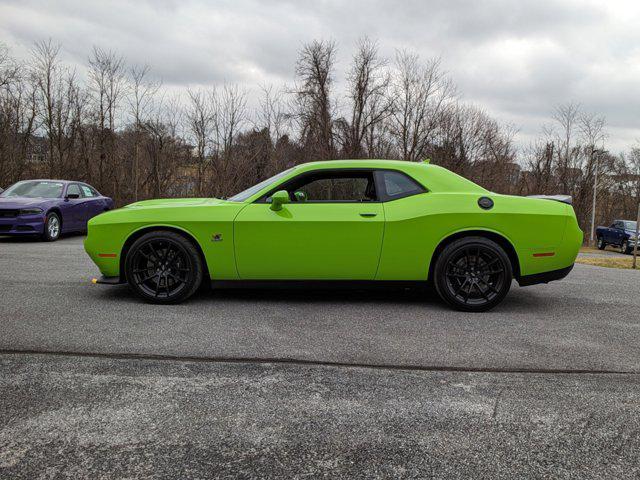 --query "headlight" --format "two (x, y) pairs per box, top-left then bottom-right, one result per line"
(19, 208), (44, 215)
